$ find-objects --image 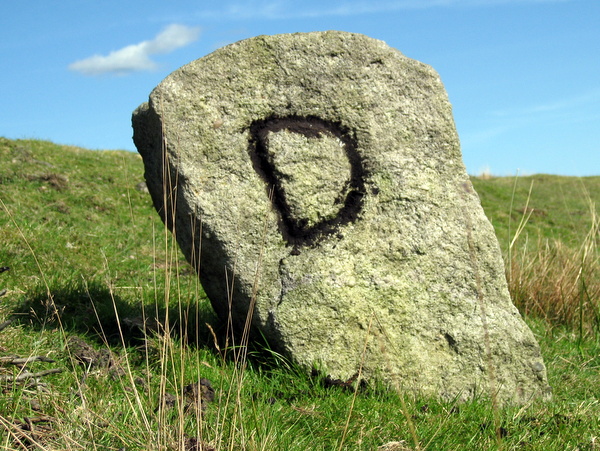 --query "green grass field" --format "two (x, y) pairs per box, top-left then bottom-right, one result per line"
(1, 137), (599, 450)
